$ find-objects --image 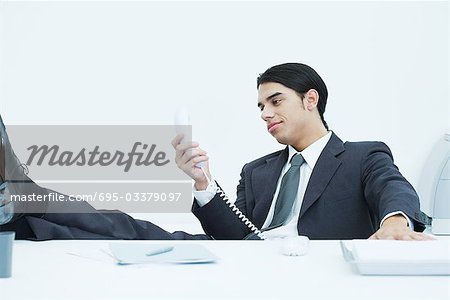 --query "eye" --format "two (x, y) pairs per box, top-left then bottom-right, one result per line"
(258, 105), (265, 112)
(272, 98), (282, 105)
